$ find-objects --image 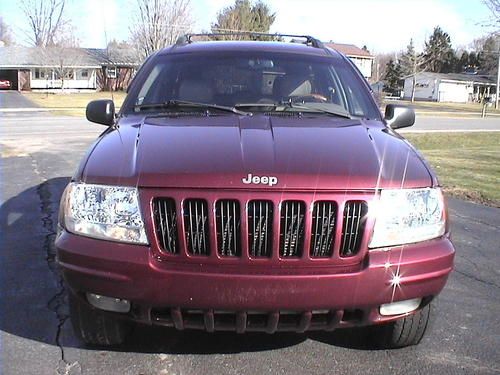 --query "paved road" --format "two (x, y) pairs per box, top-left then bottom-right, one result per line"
(403, 116), (500, 133)
(1, 115), (499, 375)
(0, 113), (500, 134)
